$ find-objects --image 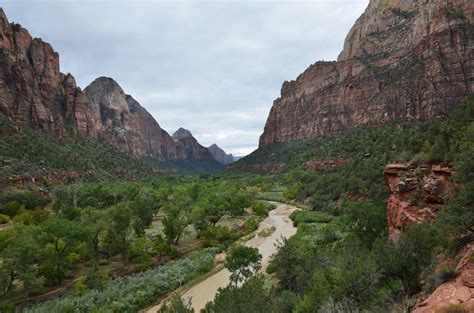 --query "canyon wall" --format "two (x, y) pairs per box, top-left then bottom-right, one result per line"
(260, 0), (474, 146)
